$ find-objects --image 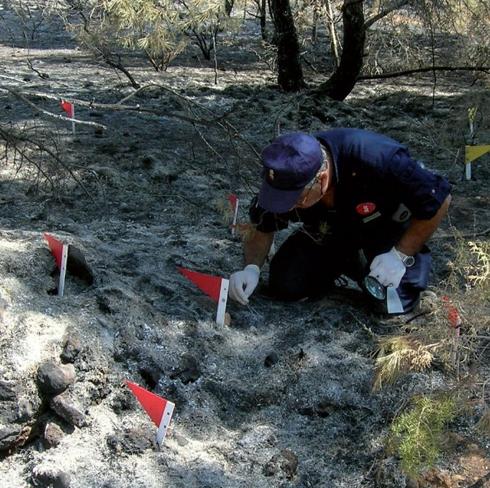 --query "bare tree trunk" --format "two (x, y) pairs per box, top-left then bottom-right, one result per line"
(312, 1), (319, 43)
(260, 0), (267, 40)
(212, 31), (219, 85)
(316, 0), (365, 101)
(323, 0), (340, 67)
(270, 0), (306, 91)
(225, 0), (234, 16)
